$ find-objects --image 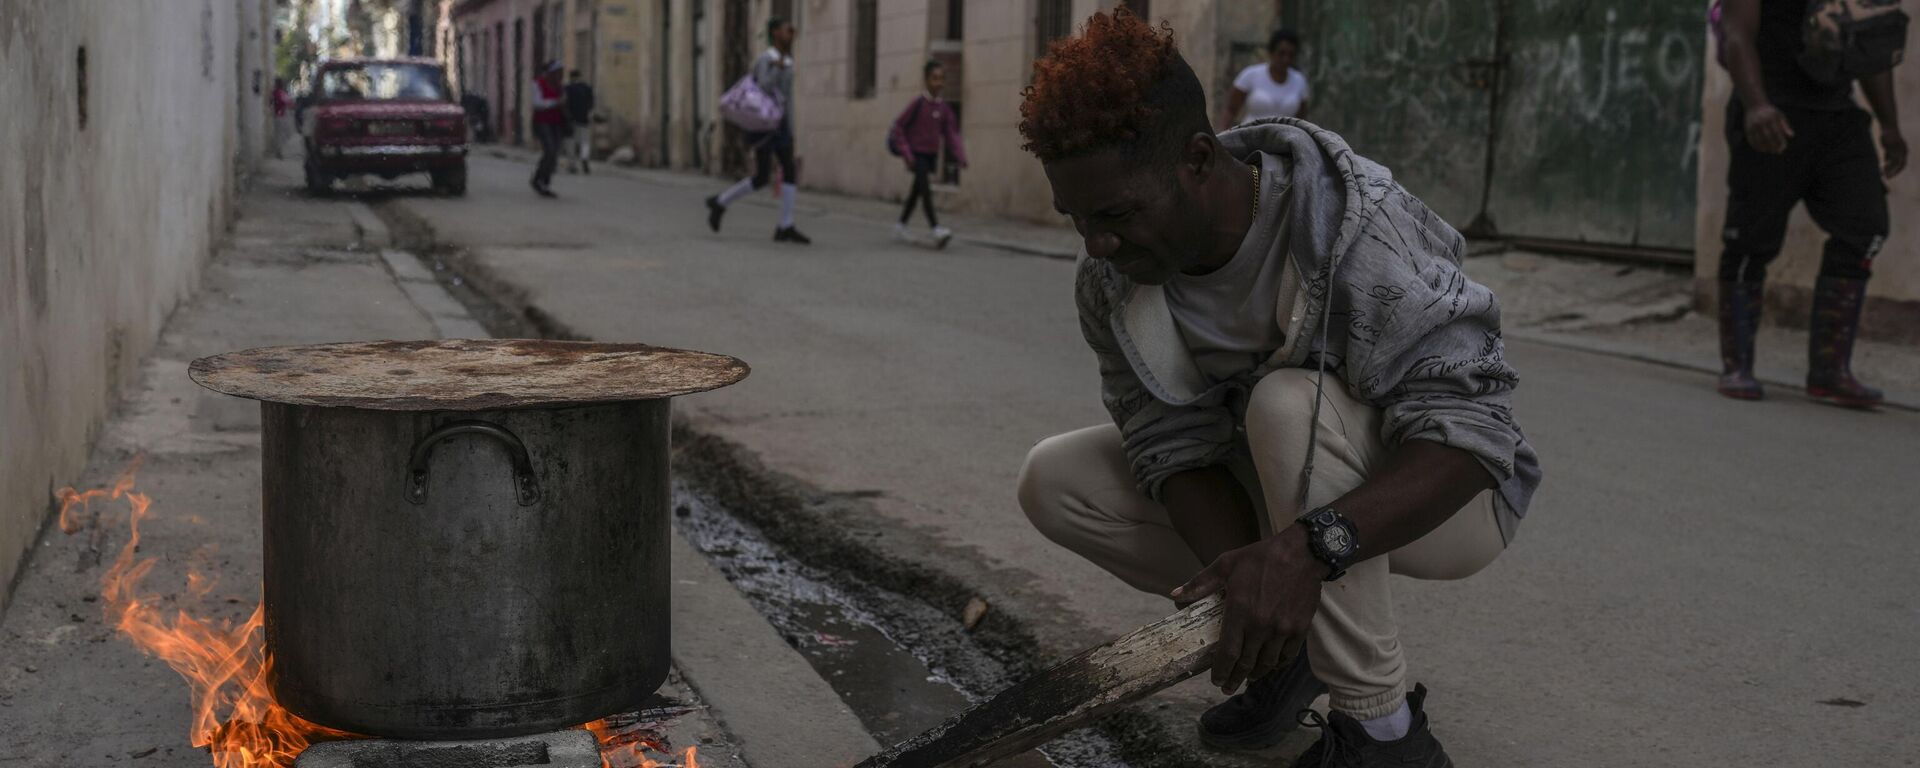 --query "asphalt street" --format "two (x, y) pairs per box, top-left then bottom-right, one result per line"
(385, 154), (1920, 766)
